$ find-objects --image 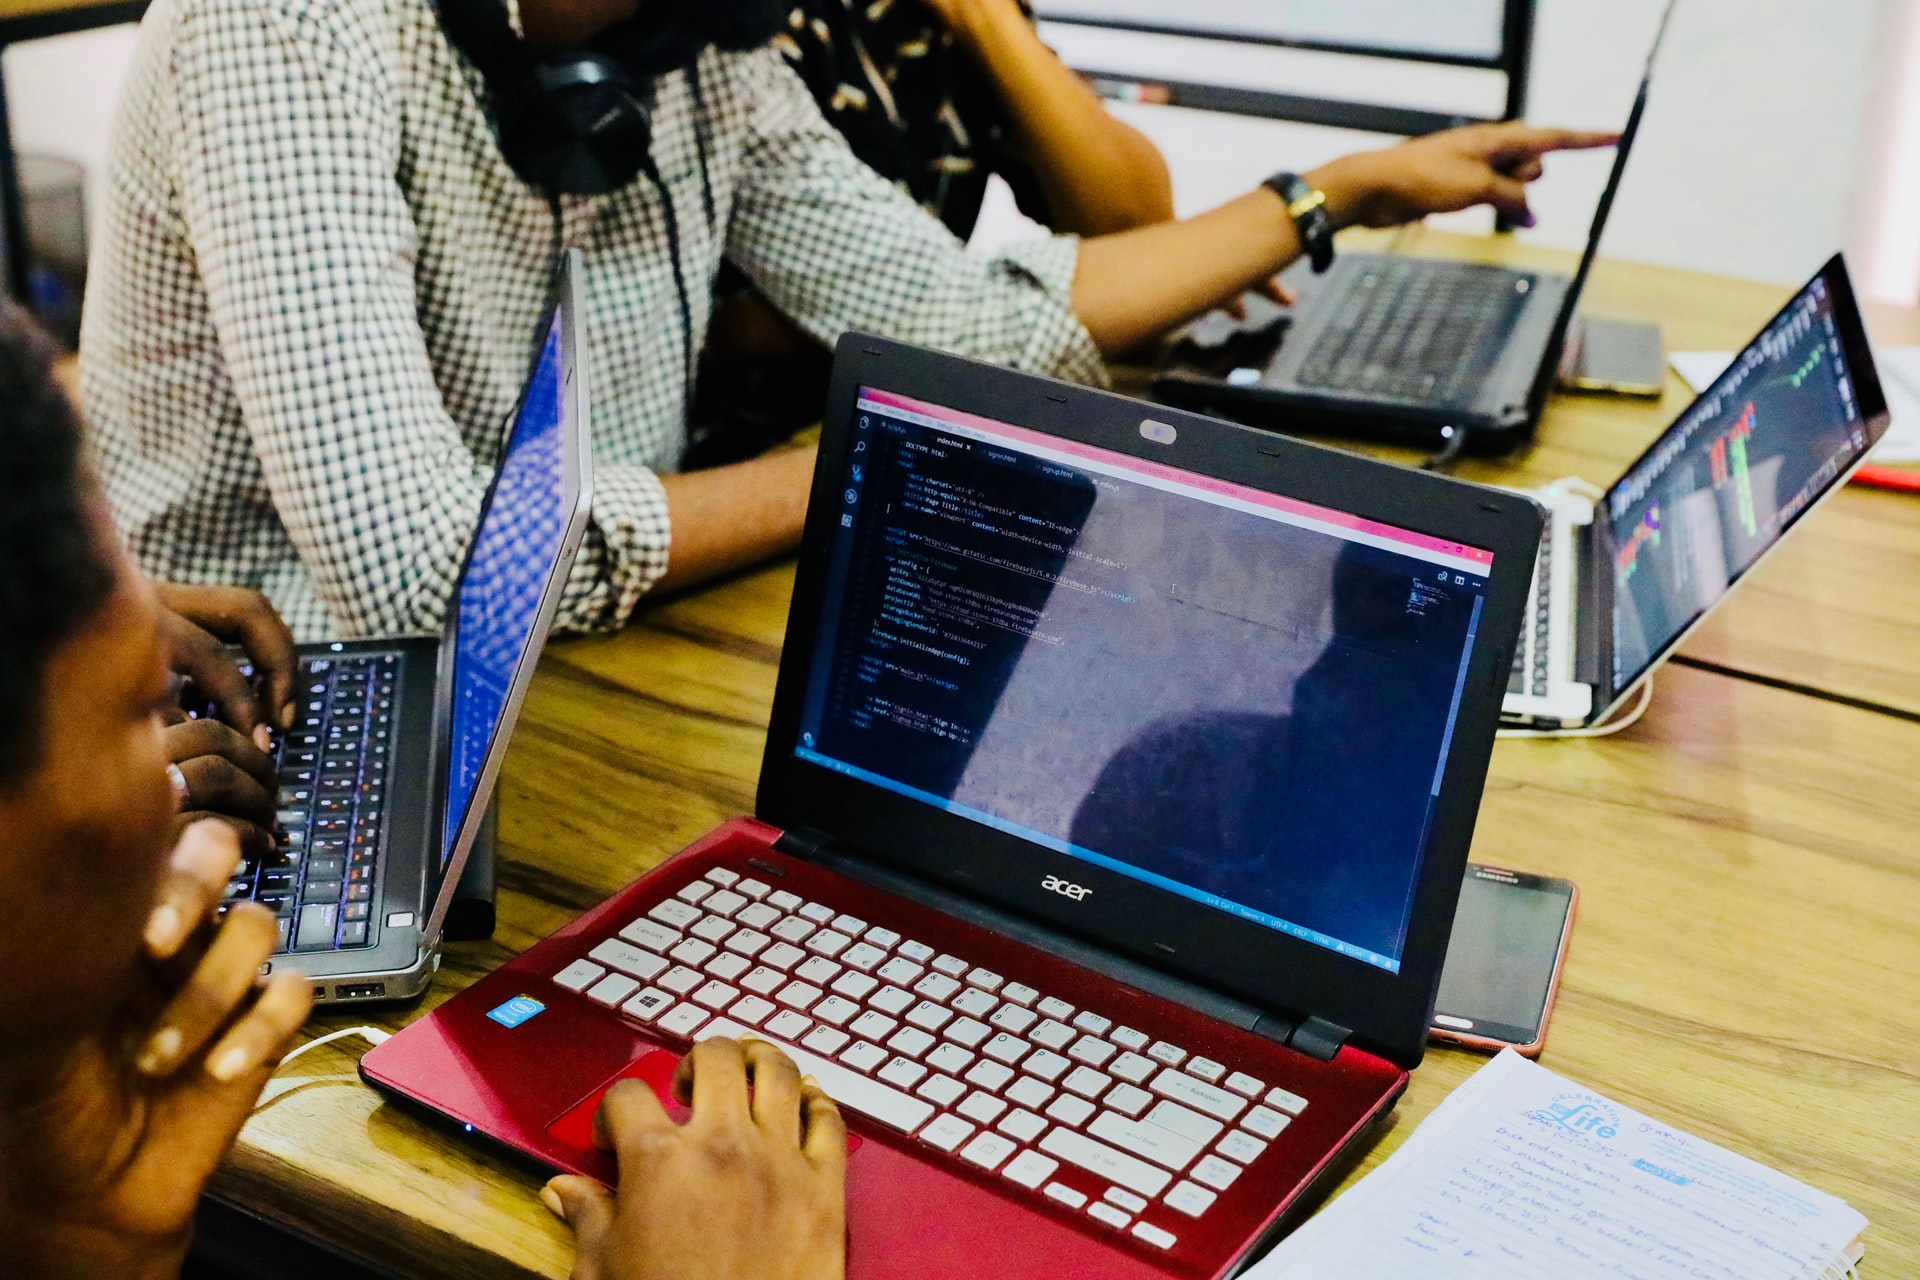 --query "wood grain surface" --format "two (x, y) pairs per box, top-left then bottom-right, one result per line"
(208, 240), (1920, 1276)
(217, 567), (1920, 1279)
